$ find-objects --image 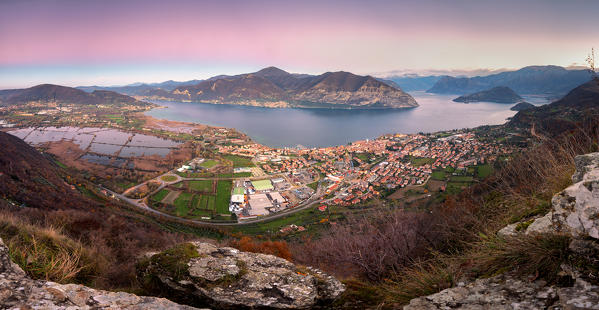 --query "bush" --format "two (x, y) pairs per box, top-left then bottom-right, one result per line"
(230, 236), (292, 260)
